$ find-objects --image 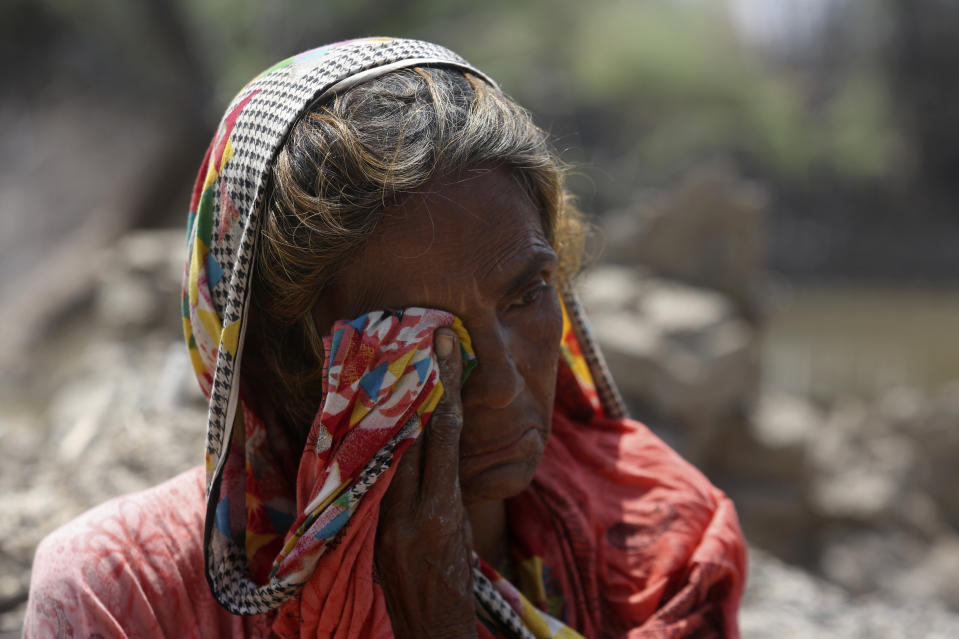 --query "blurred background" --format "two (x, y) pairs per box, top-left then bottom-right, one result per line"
(1, 0), (957, 636)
